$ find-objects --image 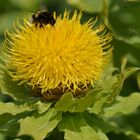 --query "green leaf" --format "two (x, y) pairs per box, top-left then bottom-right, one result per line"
(108, 63), (139, 102)
(0, 114), (14, 130)
(70, 89), (100, 112)
(124, 110), (140, 138)
(104, 111), (140, 139)
(0, 102), (31, 115)
(88, 94), (109, 114)
(125, 131), (140, 140)
(18, 109), (62, 140)
(121, 58), (128, 73)
(124, 67), (140, 80)
(55, 92), (75, 112)
(110, 72), (124, 102)
(97, 63), (119, 99)
(58, 113), (101, 140)
(104, 92), (140, 117)
(106, 65), (140, 103)
(85, 110), (140, 139)
(34, 101), (52, 114)
(67, 0), (103, 13)
(137, 72), (140, 90)
(0, 134), (5, 140)
(0, 68), (31, 100)
(97, 130), (109, 140)
(0, 113), (20, 137)
(84, 112), (119, 133)
(88, 65), (119, 114)
(3, 122), (19, 137)
(55, 89), (100, 113)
